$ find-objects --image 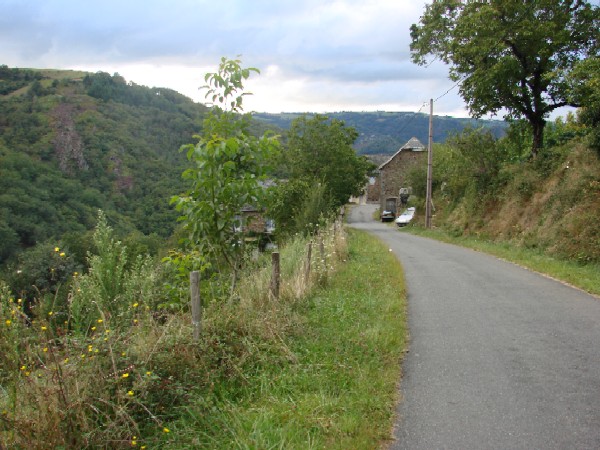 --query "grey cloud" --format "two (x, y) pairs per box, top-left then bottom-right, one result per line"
(0, 0), (472, 115)
(283, 58), (450, 84)
(2, 0), (422, 67)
